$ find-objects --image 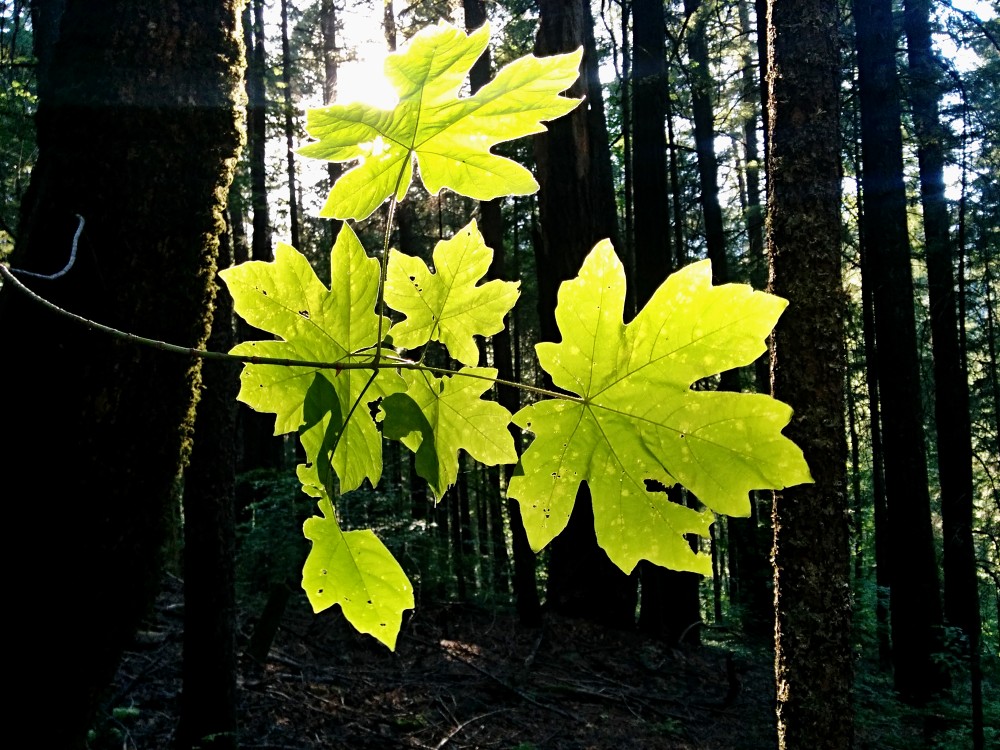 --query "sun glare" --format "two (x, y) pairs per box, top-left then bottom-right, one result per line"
(336, 45), (398, 110)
